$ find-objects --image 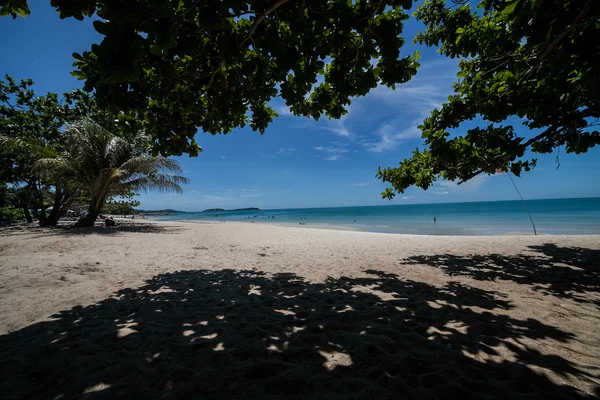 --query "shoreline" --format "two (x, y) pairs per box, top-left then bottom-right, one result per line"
(147, 218), (584, 237)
